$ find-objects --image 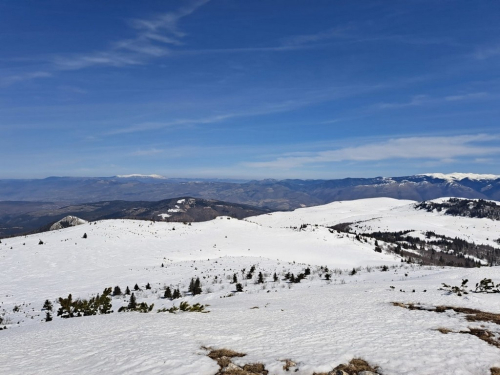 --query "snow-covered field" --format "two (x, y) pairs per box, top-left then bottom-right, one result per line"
(0, 198), (499, 374)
